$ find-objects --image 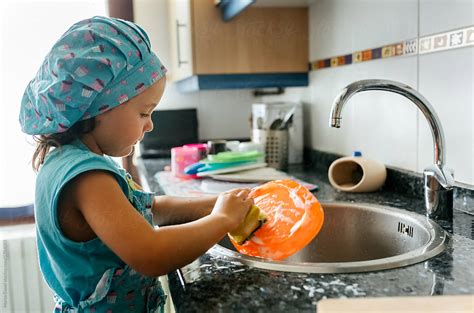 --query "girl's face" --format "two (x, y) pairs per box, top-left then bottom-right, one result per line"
(82, 77), (166, 157)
